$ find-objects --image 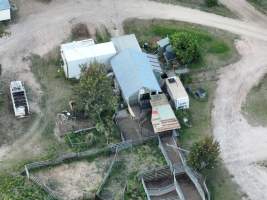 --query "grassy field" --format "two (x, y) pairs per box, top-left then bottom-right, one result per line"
(124, 19), (243, 199)
(124, 19), (239, 70)
(150, 0), (237, 18)
(0, 173), (49, 200)
(242, 74), (267, 127)
(248, 0), (267, 14)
